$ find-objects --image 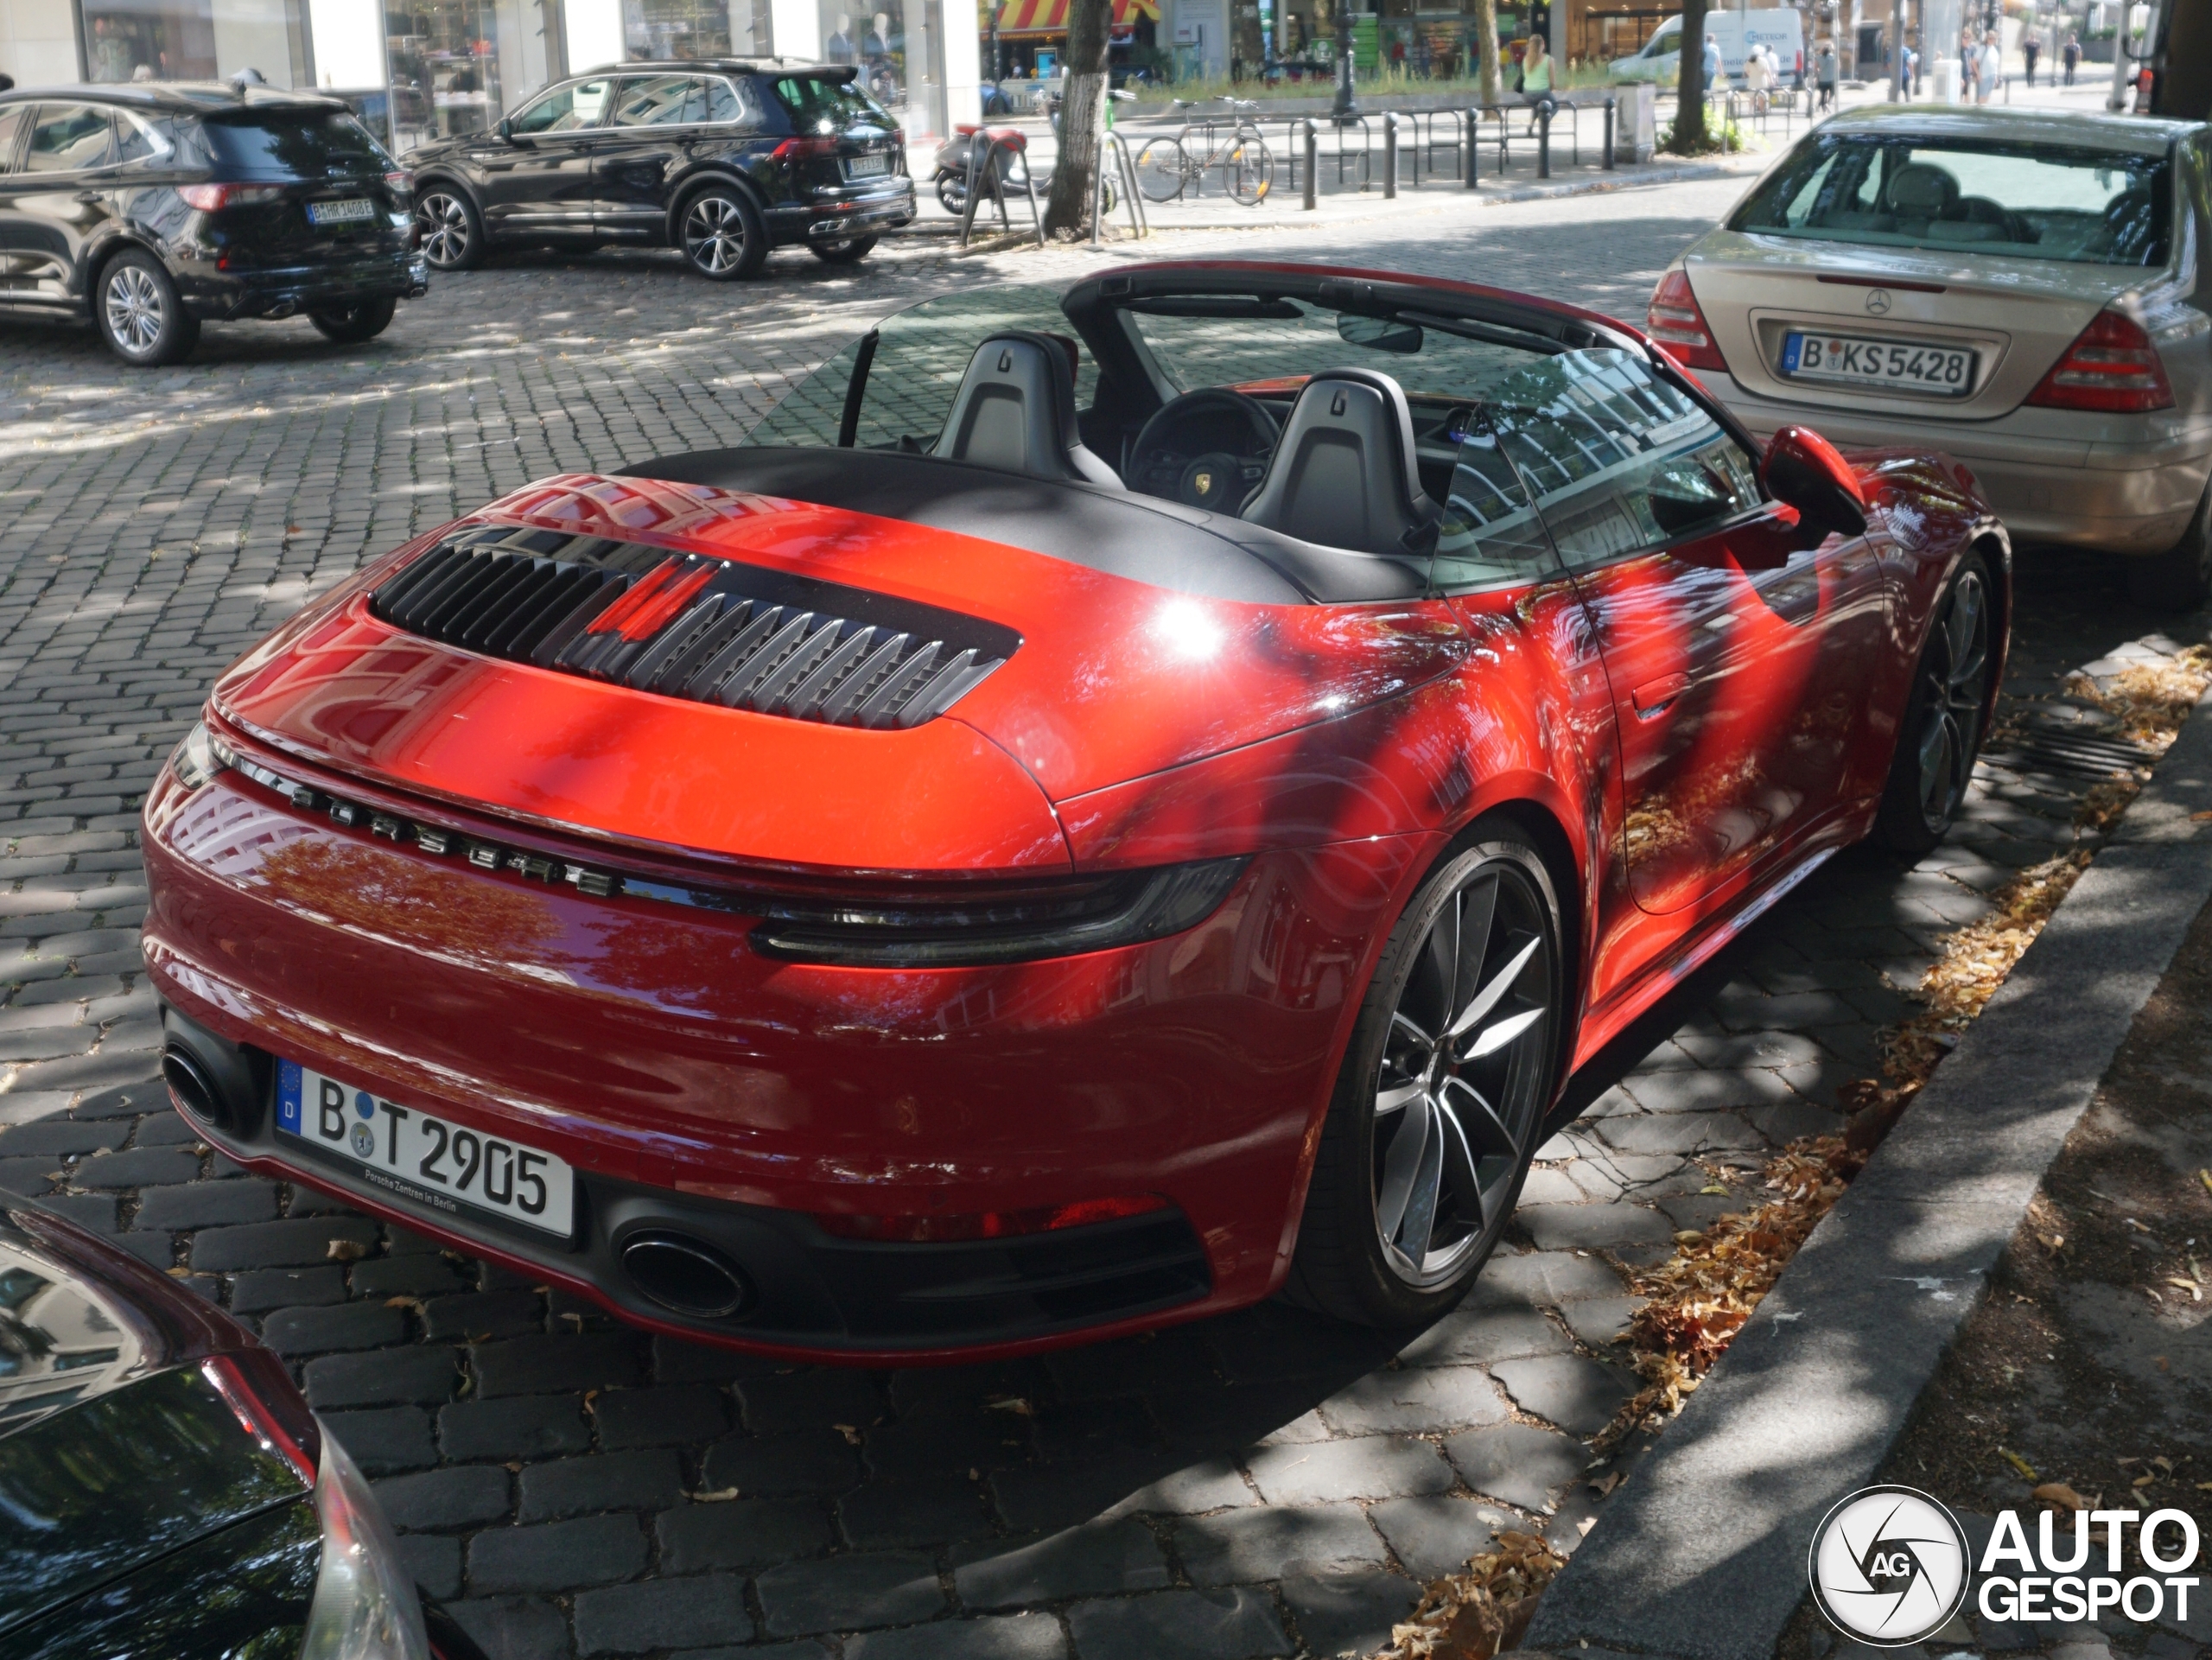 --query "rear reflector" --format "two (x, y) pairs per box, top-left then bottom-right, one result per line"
(816, 1194), (1169, 1243)
(203, 1350), (321, 1485)
(1647, 268), (1727, 373)
(2025, 308), (2174, 414)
